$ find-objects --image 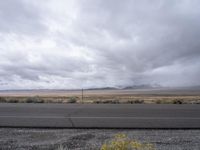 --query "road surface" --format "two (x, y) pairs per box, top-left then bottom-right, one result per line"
(0, 103), (200, 128)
